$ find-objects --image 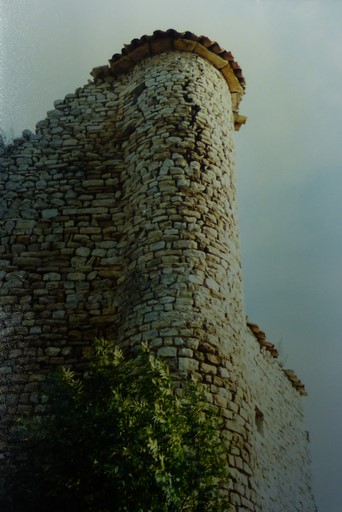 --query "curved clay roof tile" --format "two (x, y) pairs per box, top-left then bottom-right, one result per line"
(103, 30), (245, 87)
(92, 30), (247, 130)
